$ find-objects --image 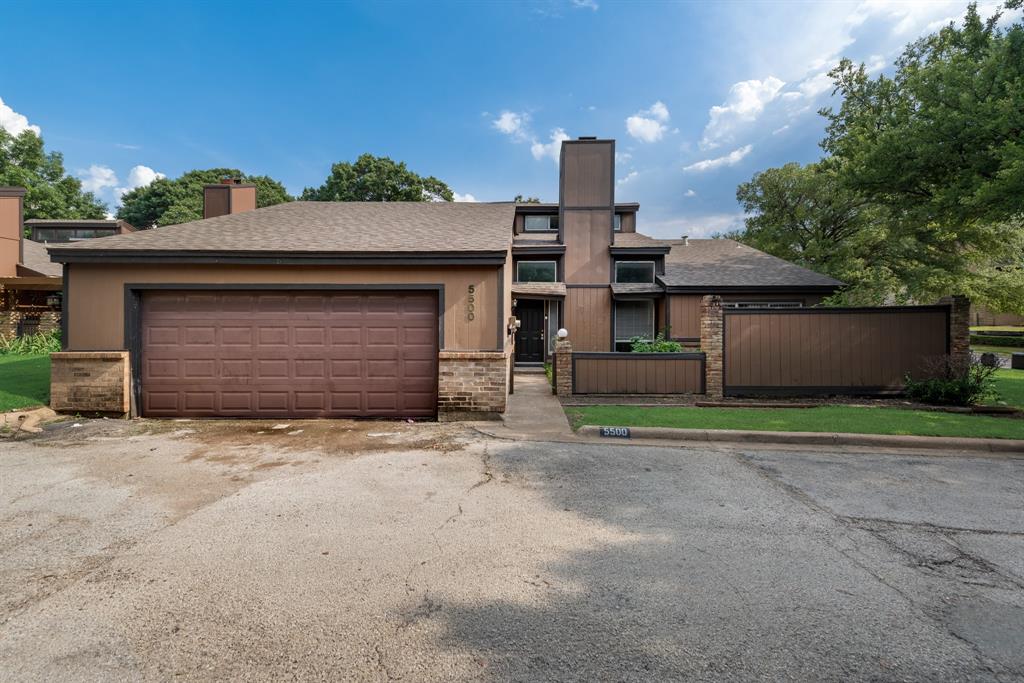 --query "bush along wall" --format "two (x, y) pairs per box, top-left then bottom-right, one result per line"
(971, 334), (1024, 348)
